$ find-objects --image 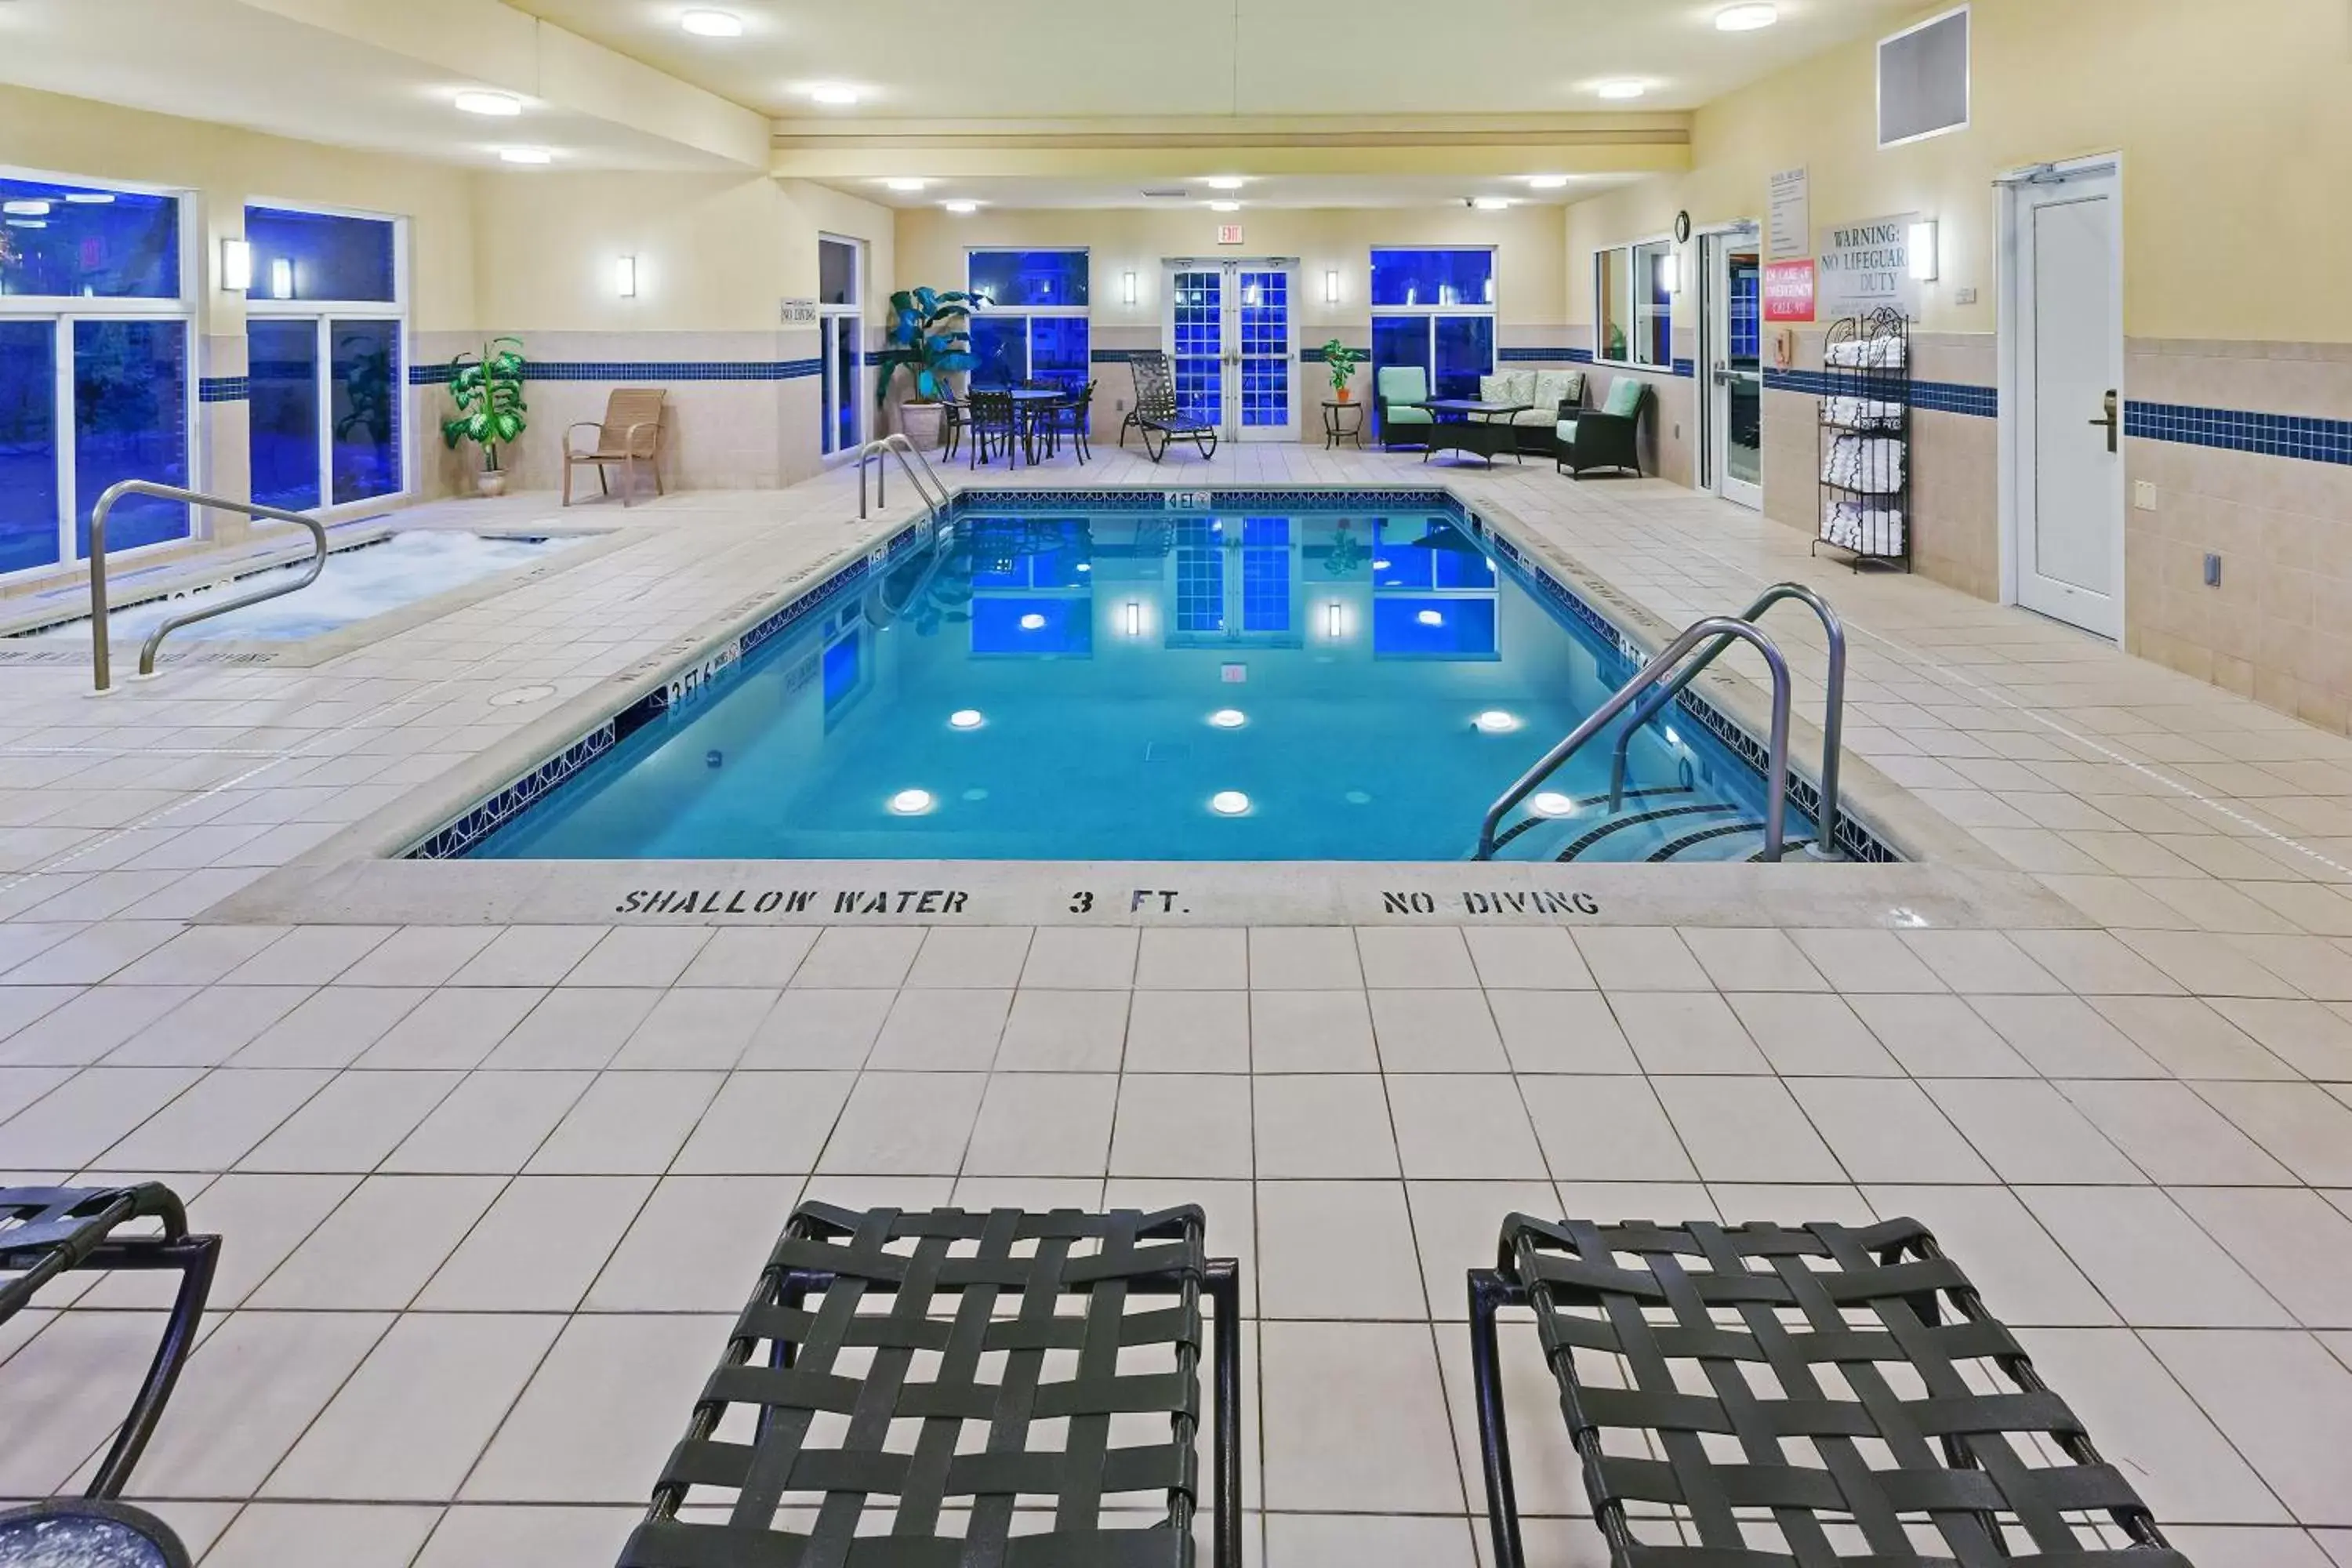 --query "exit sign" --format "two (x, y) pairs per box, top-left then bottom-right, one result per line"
(1217, 223), (1244, 246)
